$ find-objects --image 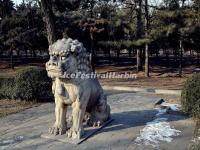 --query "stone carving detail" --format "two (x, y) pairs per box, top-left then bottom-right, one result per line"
(46, 38), (110, 139)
